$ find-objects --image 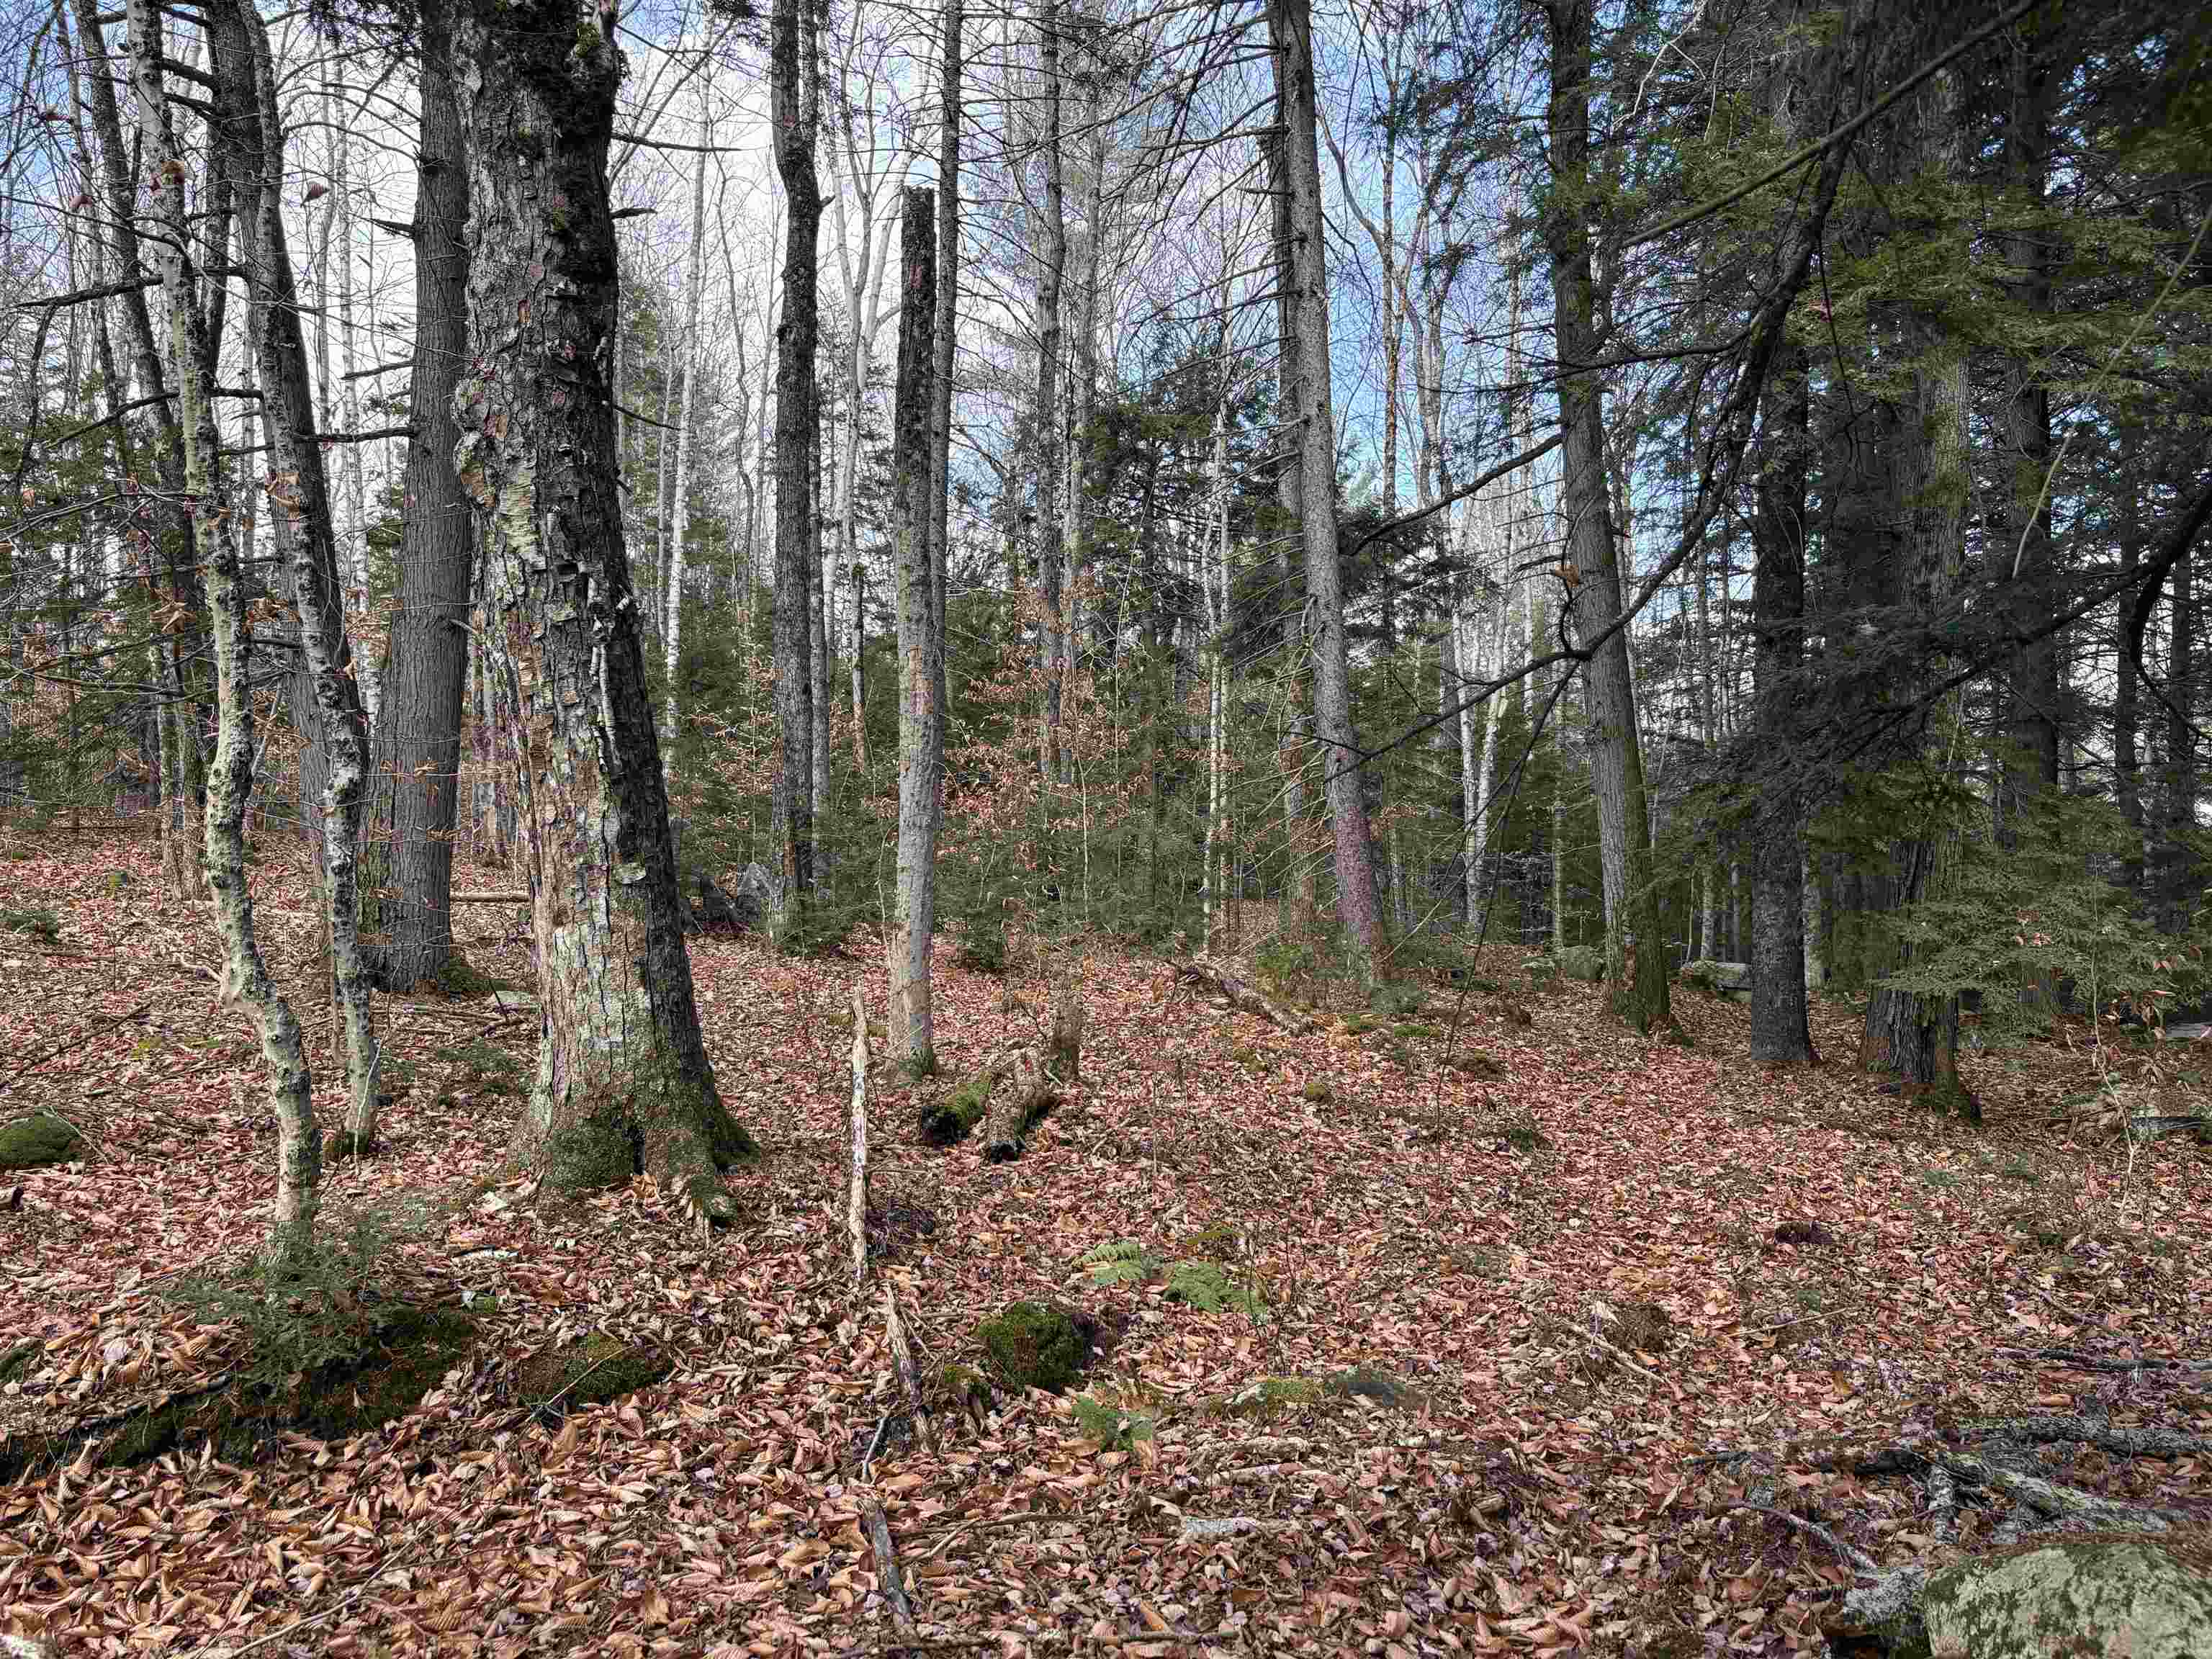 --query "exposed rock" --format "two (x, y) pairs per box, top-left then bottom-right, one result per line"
(1683, 959), (1753, 1001)
(1557, 945), (1606, 983)
(1919, 1534), (2212, 1659)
